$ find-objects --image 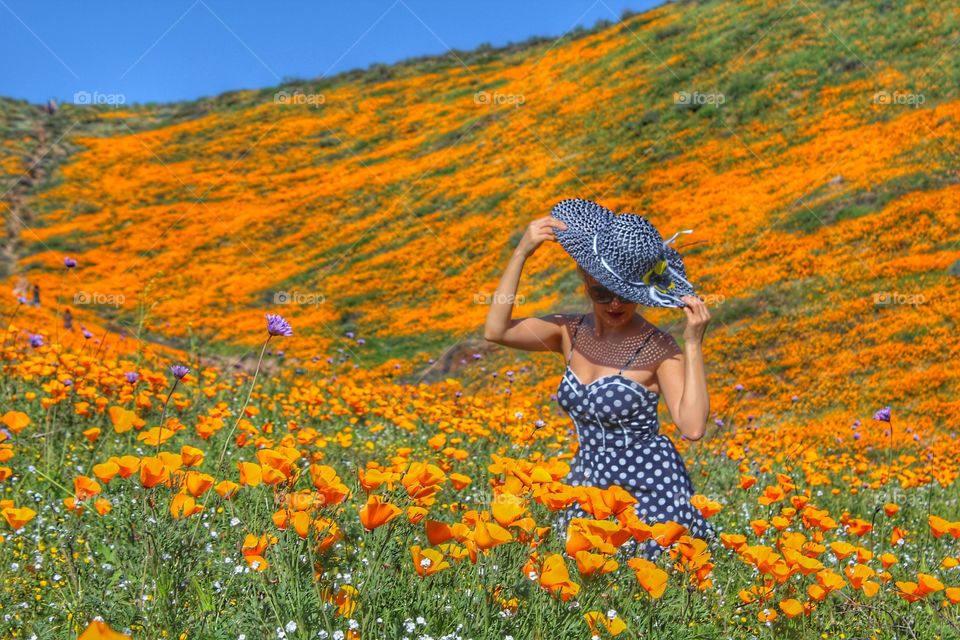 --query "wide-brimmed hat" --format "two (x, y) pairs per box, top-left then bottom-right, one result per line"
(550, 198), (697, 308)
